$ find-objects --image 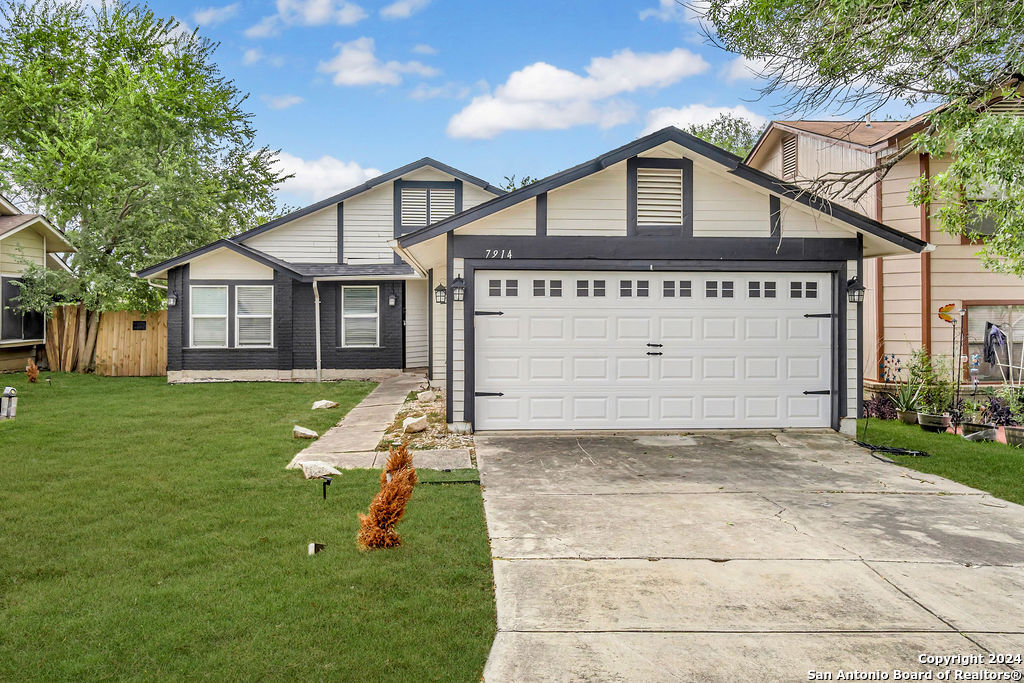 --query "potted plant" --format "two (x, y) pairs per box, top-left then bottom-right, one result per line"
(891, 382), (921, 425)
(917, 404), (952, 432)
(907, 349), (953, 432)
(990, 387), (1024, 447)
(960, 399), (996, 441)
